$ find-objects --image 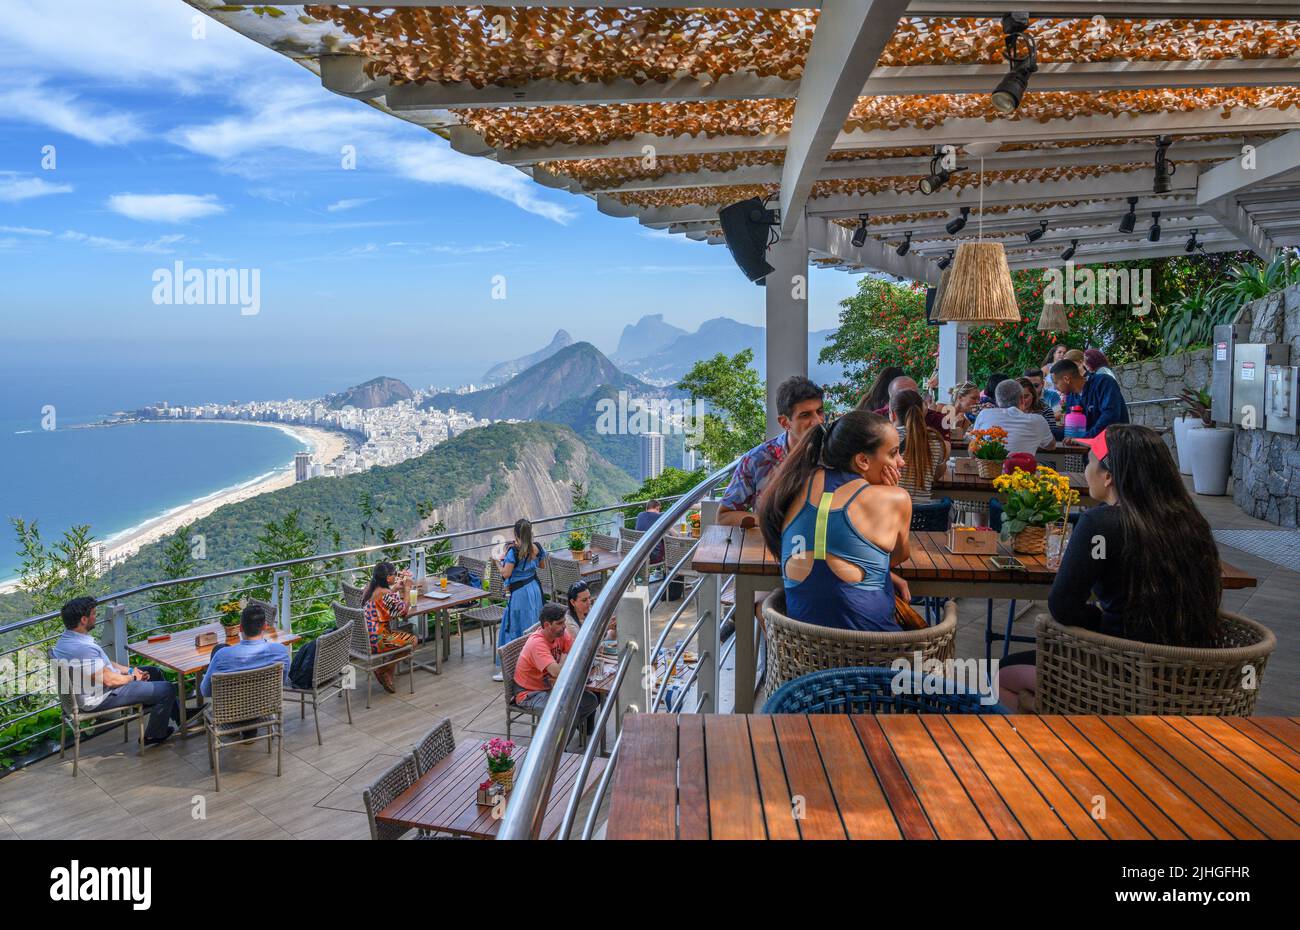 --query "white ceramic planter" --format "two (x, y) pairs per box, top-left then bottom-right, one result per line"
(1172, 416), (1204, 476)
(1187, 426), (1234, 495)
